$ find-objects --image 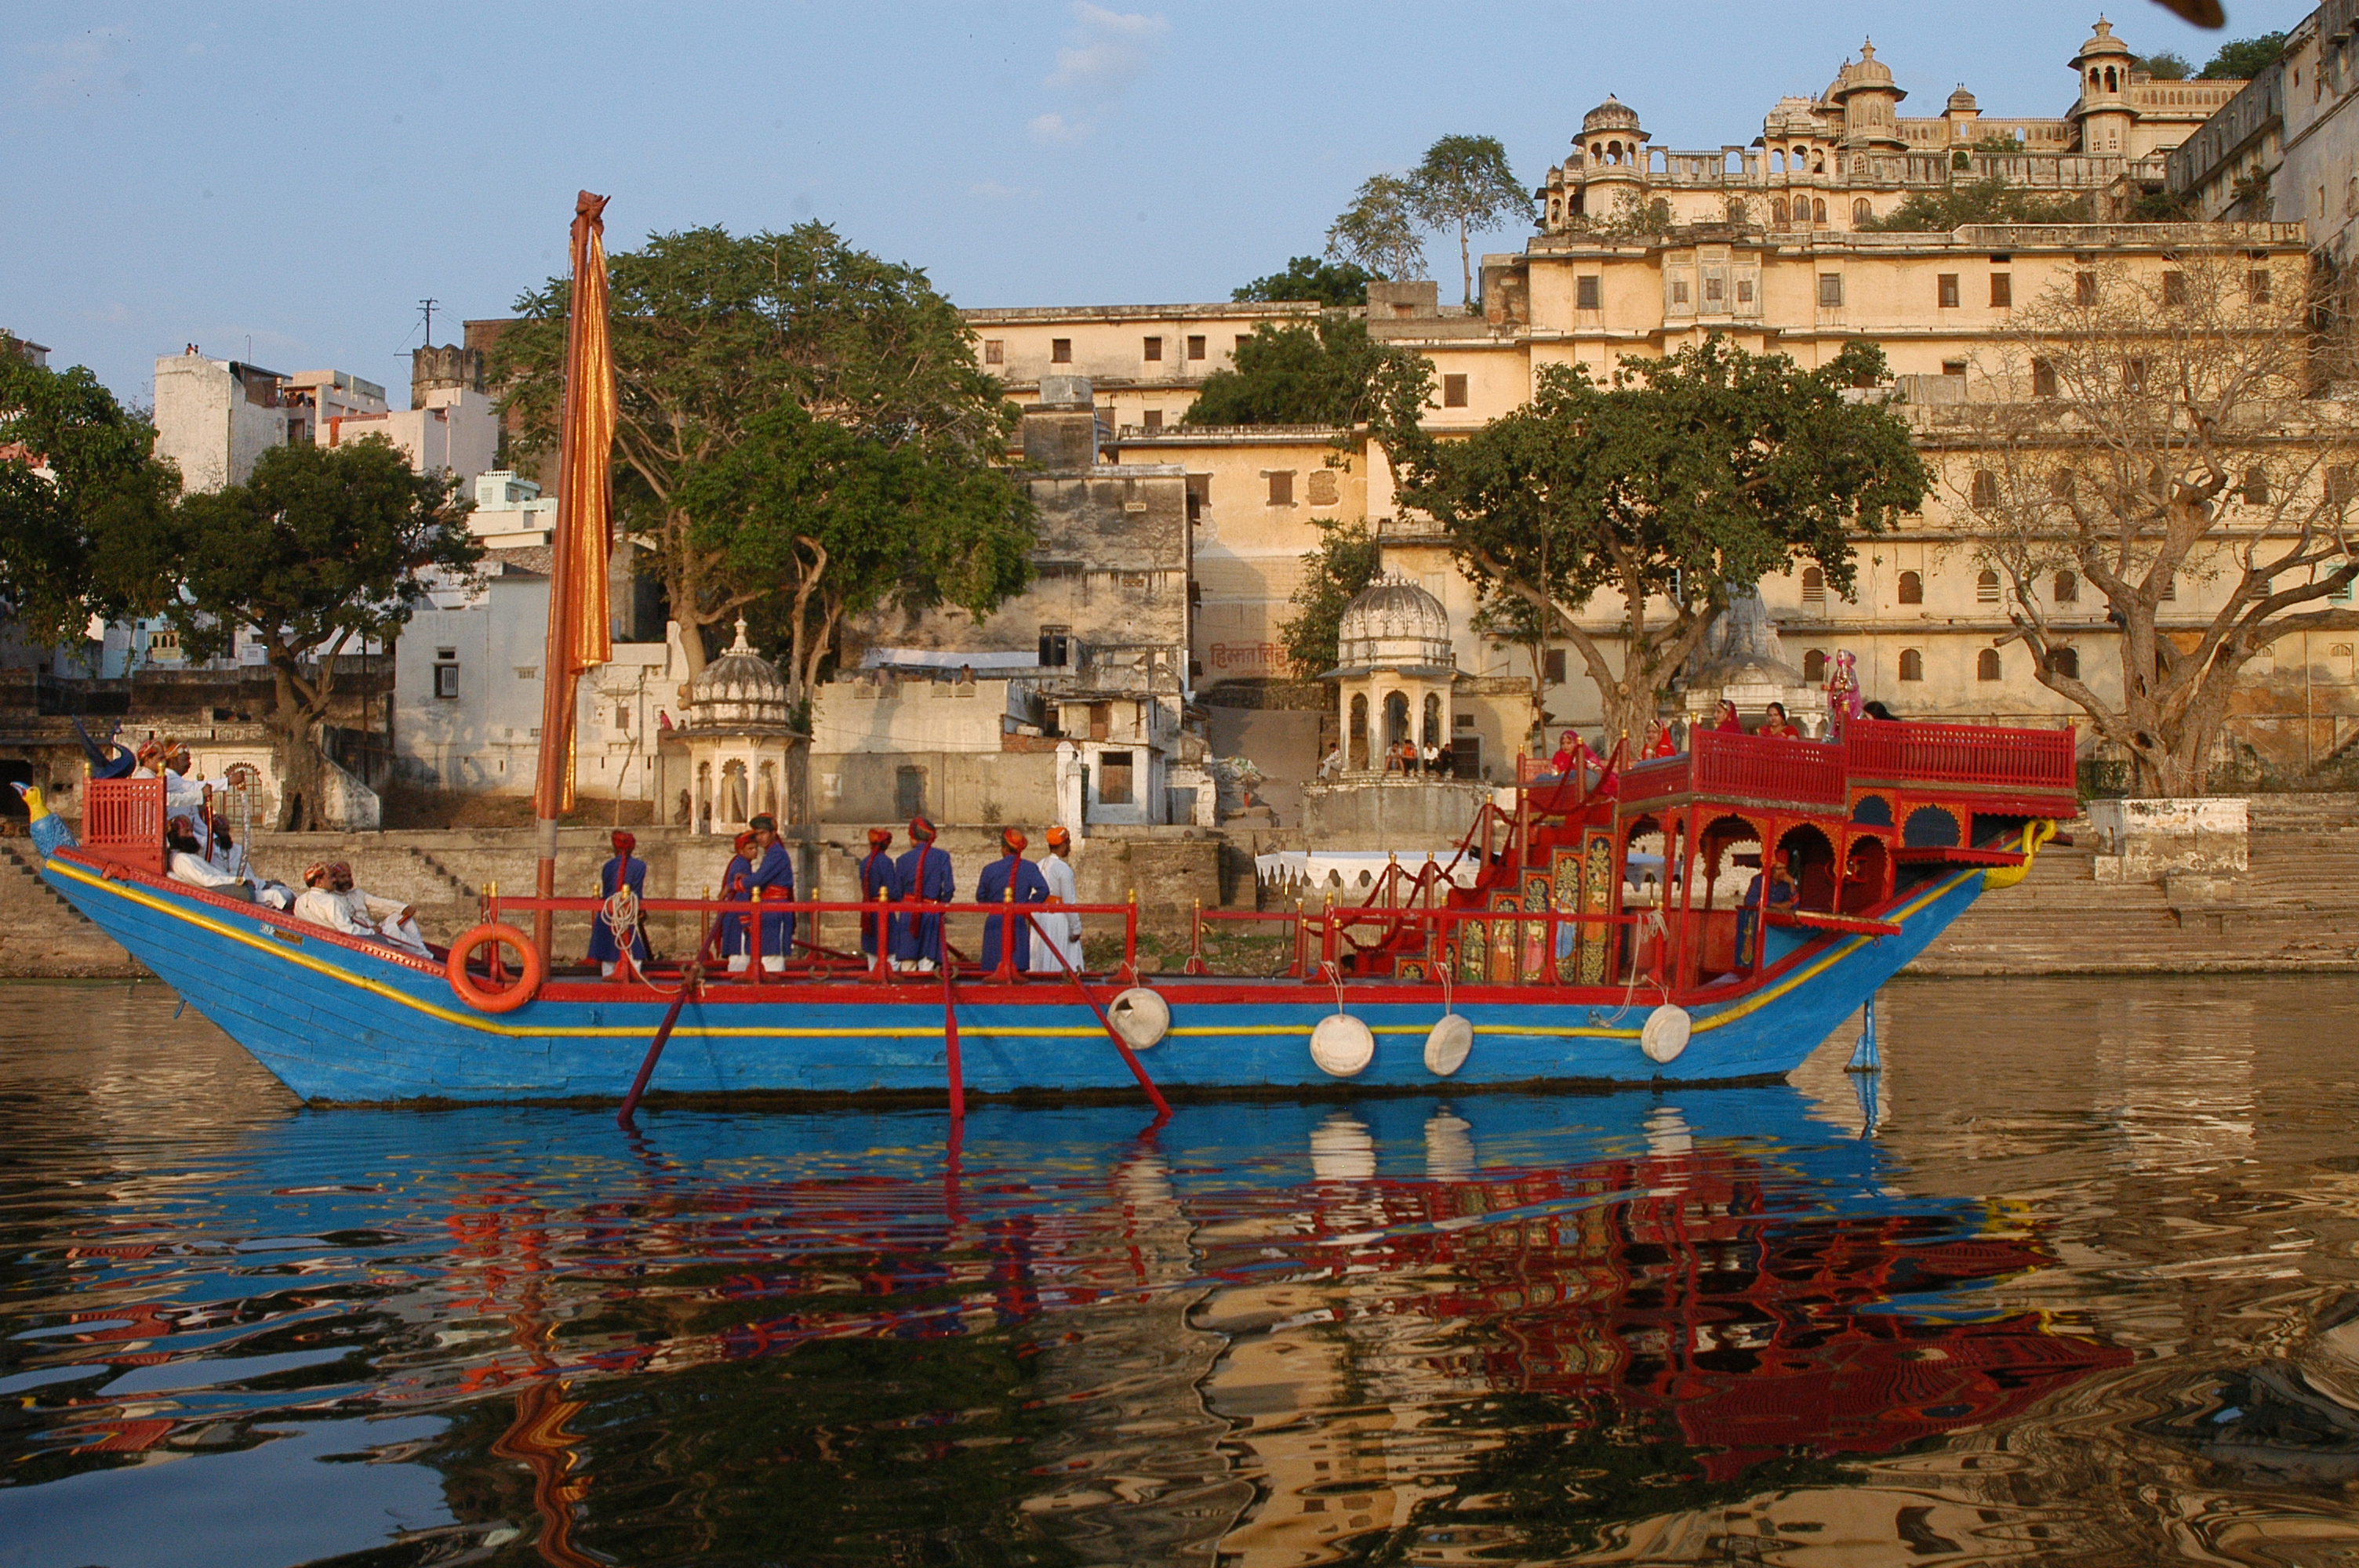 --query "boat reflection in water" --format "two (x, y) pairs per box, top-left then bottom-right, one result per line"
(2, 1019), (2135, 1566)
